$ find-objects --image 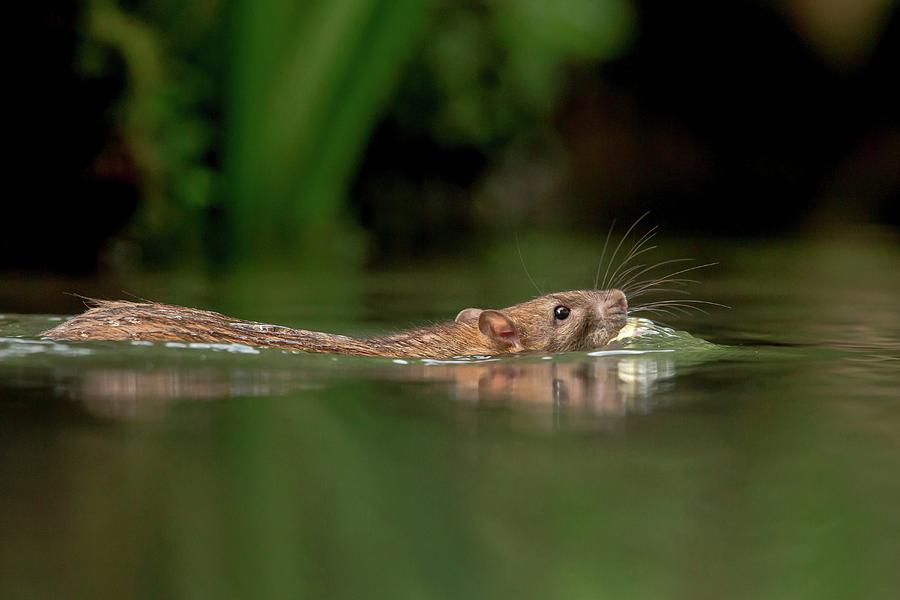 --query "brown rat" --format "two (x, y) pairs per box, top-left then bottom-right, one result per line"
(41, 289), (628, 359)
